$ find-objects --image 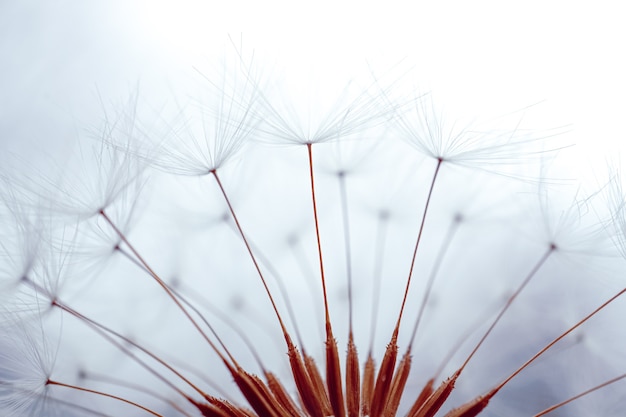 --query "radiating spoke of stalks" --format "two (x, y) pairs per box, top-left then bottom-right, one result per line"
(98, 209), (229, 359)
(3, 50), (625, 417)
(98, 209), (303, 417)
(101, 207), (308, 417)
(210, 167), (332, 417)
